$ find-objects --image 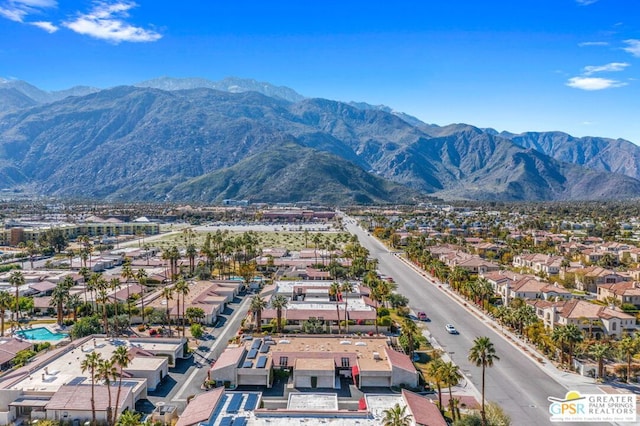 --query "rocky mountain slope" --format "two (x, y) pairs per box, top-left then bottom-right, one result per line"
(1, 81), (640, 203)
